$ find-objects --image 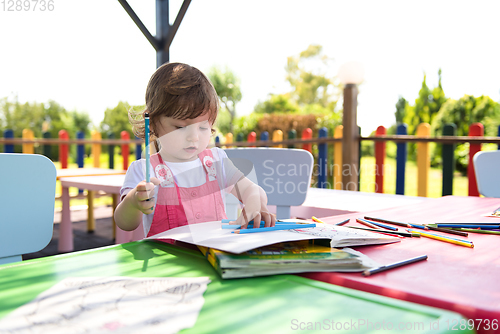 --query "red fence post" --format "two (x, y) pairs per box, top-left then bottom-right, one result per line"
(375, 126), (386, 193)
(302, 128), (312, 154)
(468, 123), (484, 196)
(58, 130), (69, 169)
(247, 132), (256, 147)
(121, 131), (130, 170)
